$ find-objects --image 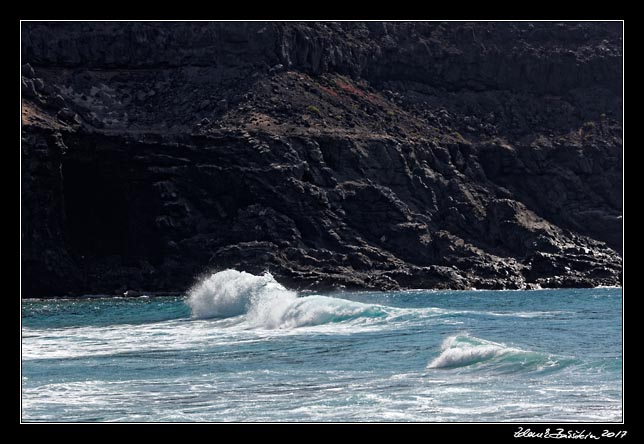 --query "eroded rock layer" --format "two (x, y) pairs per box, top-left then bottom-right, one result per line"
(21, 22), (622, 296)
